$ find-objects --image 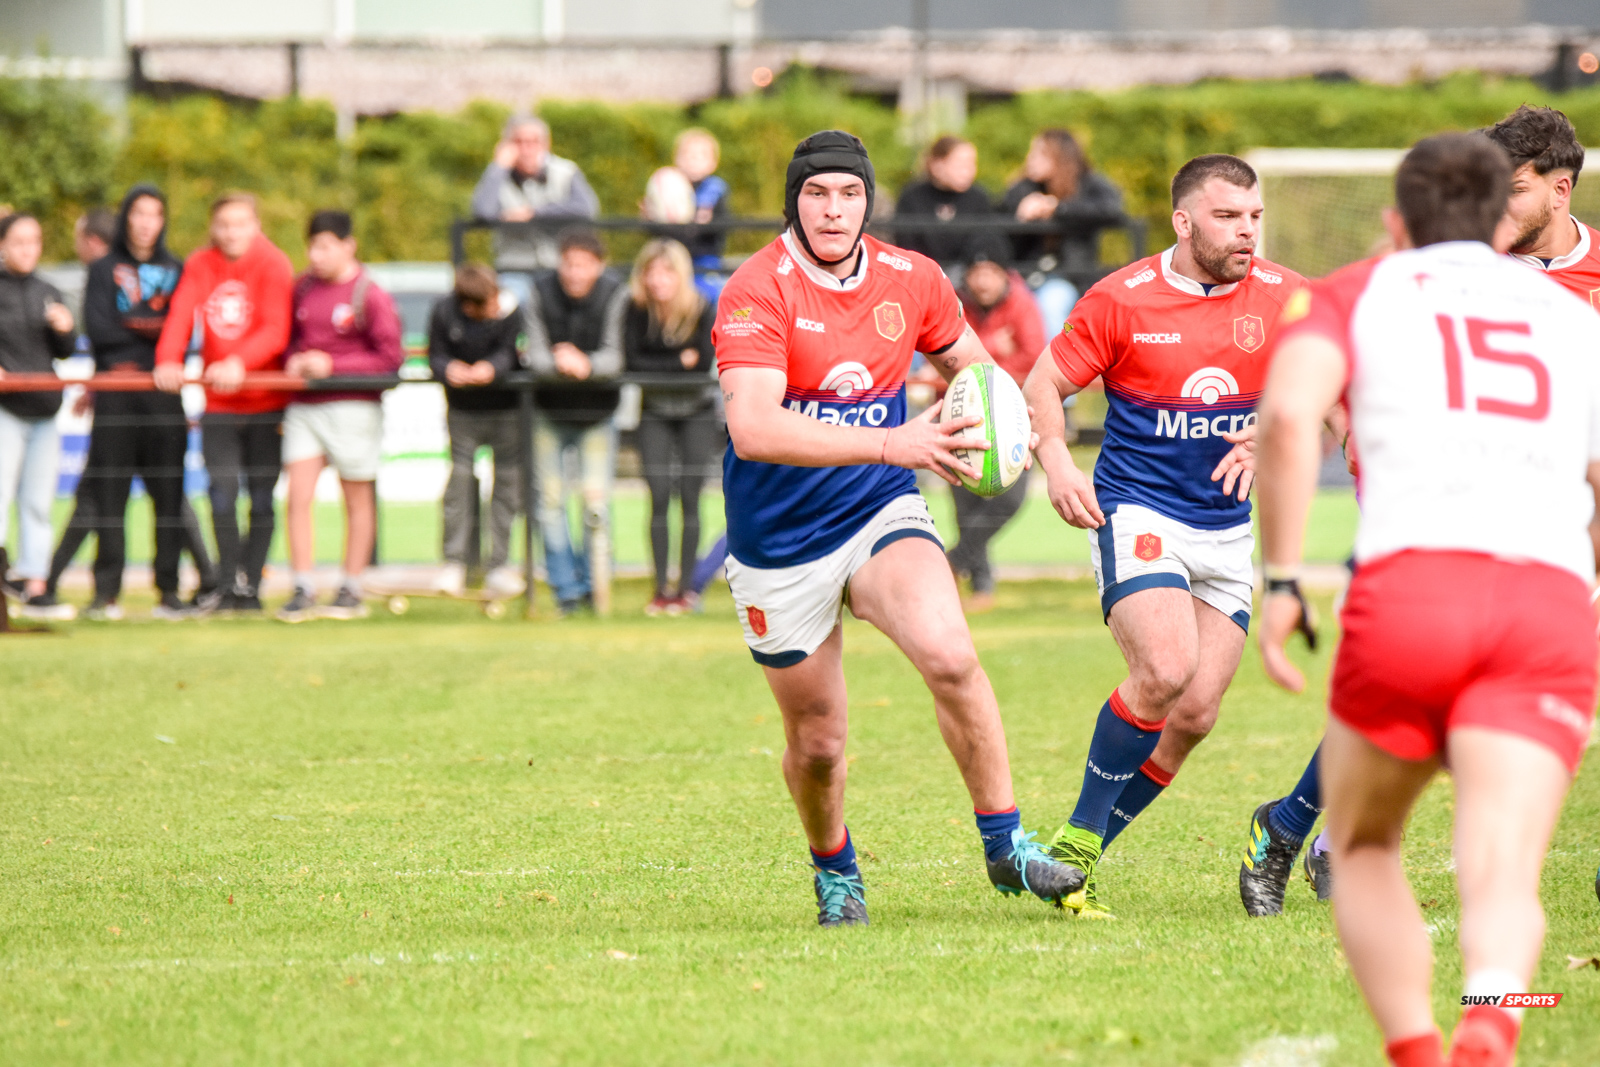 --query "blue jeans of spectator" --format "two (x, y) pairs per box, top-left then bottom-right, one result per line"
(1031, 276), (1080, 339)
(0, 407), (60, 581)
(535, 416), (615, 605)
